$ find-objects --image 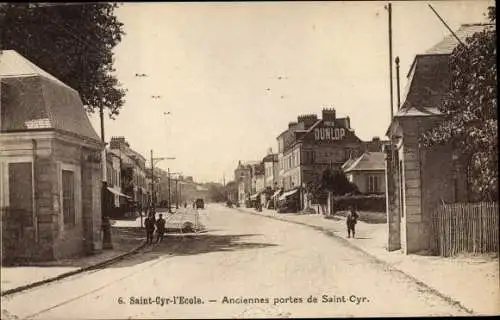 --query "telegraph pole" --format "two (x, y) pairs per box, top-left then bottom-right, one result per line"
(167, 168), (171, 213)
(175, 179), (179, 209)
(387, 2), (394, 120)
